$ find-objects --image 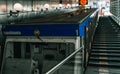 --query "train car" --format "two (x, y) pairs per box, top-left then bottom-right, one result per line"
(1, 8), (98, 74)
